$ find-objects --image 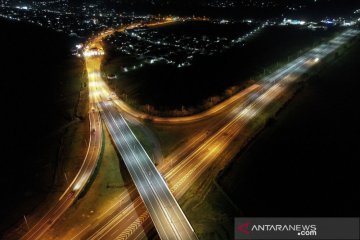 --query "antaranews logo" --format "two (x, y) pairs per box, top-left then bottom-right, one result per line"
(236, 222), (317, 236)
(237, 222), (251, 235)
(234, 218), (359, 240)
